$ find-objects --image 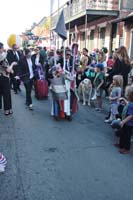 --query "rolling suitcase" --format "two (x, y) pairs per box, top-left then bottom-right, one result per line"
(34, 79), (48, 100)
